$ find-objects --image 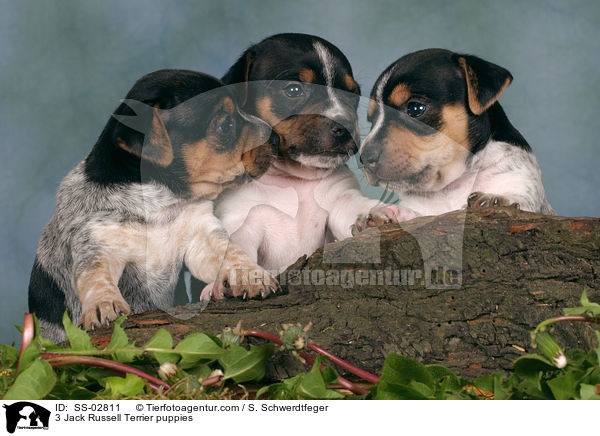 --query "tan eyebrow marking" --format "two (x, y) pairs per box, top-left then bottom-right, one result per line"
(344, 74), (357, 91)
(367, 99), (376, 119)
(388, 83), (411, 107)
(298, 69), (316, 83)
(223, 97), (235, 114)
